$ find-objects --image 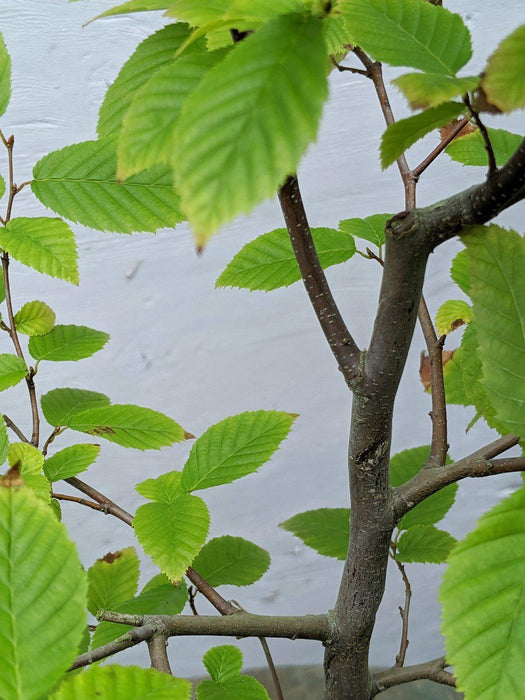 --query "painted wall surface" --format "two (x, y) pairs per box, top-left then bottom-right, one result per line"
(0, 0), (523, 679)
